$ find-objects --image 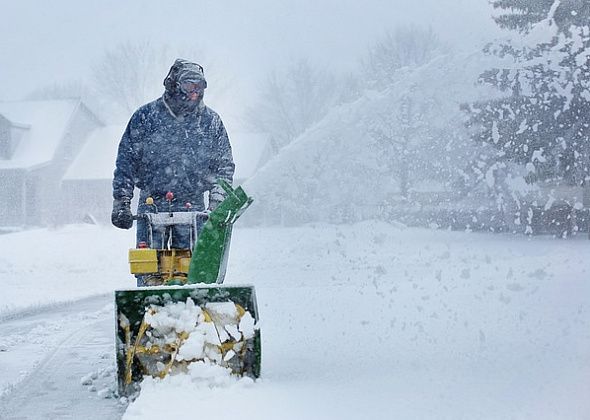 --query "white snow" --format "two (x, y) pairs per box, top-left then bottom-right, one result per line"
(243, 51), (505, 222)
(63, 124), (124, 181)
(239, 311), (256, 340)
(144, 298), (203, 335)
(176, 326), (213, 361)
(1, 223), (589, 418)
(0, 225), (135, 316)
(138, 298), (253, 367)
(0, 99), (82, 169)
(491, 121), (500, 144)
